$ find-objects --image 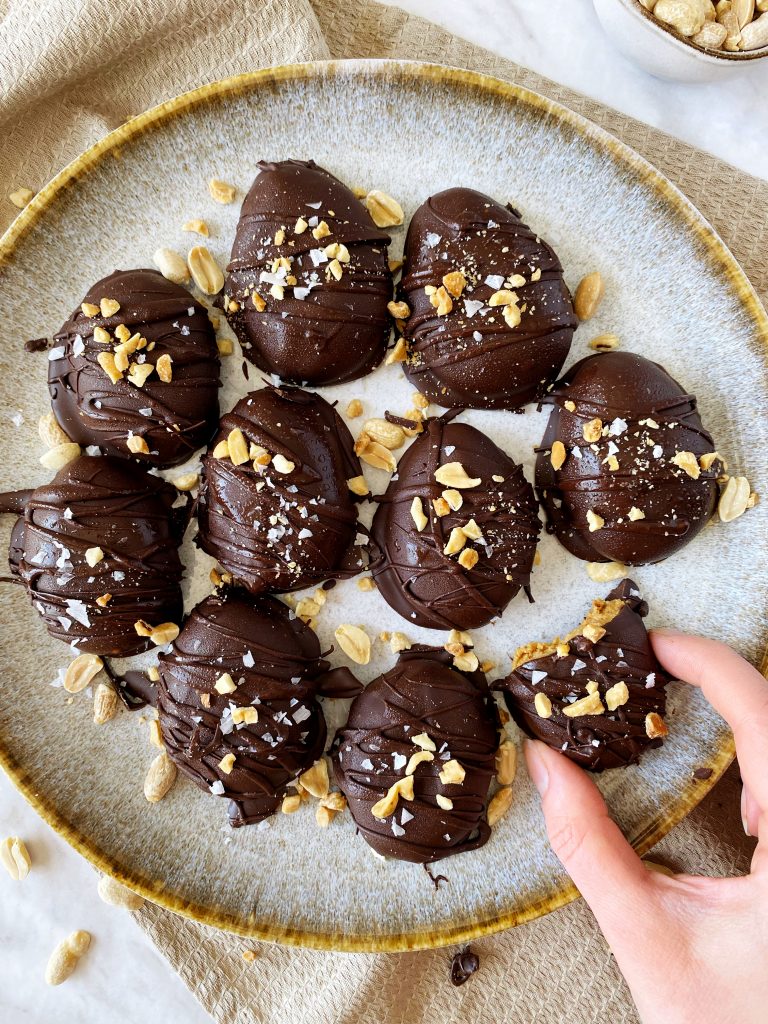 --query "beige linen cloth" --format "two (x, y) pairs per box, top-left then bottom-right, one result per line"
(1, 2), (764, 1021)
